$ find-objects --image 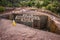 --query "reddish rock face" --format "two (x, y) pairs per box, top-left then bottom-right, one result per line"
(0, 8), (60, 35)
(0, 19), (60, 40)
